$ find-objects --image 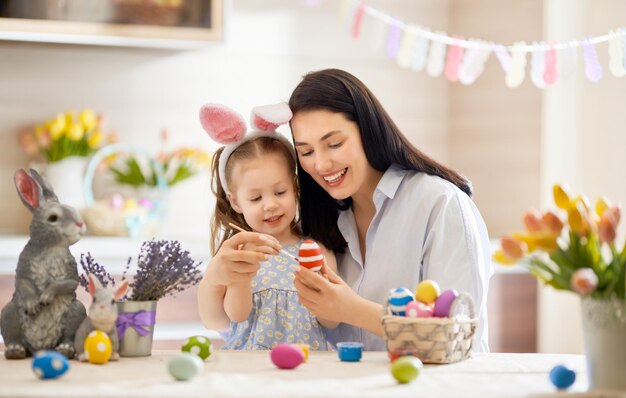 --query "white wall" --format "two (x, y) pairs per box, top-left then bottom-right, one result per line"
(0, 0), (448, 240)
